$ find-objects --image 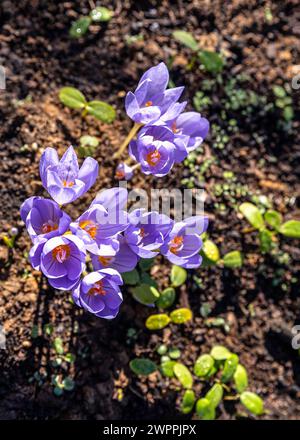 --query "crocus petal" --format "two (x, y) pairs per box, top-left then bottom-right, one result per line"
(160, 86), (185, 114)
(91, 187), (128, 212)
(139, 62), (169, 97)
(20, 196), (40, 223)
(77, 157), (99, 192)
(29, 238), (46, 270)
(59, 145), (79, 176)
(39, 148), (59, 187)
(125, 92), (141, 120)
